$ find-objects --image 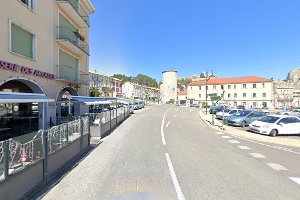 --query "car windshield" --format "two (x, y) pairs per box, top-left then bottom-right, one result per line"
(234, 111), (251, 116)
(292, 110), (300, 113)
(229, 110), (237, 114)
(224, 109), (231, 113)
(258, 116), (280, 123)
